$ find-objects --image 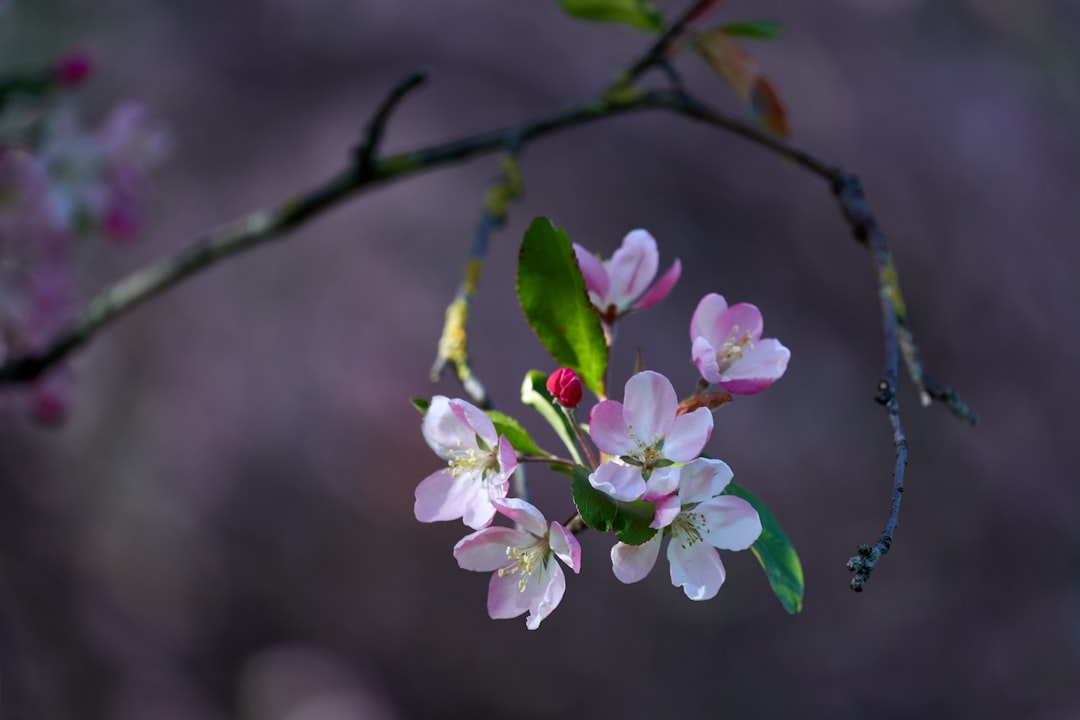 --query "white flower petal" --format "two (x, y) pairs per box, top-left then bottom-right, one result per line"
(678, 458), (734, 505)
(611, 532), (662, 584)
(699, 496), (762, 550)
(623, 371), (677, 442)
(589, 462), (646, 502)
(492, 497), (548, 537)
(422, 395), (478, 456)
(663, 407), (713, 463)
(454, 527), (531, 571)
(667, 539), (726, 601)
